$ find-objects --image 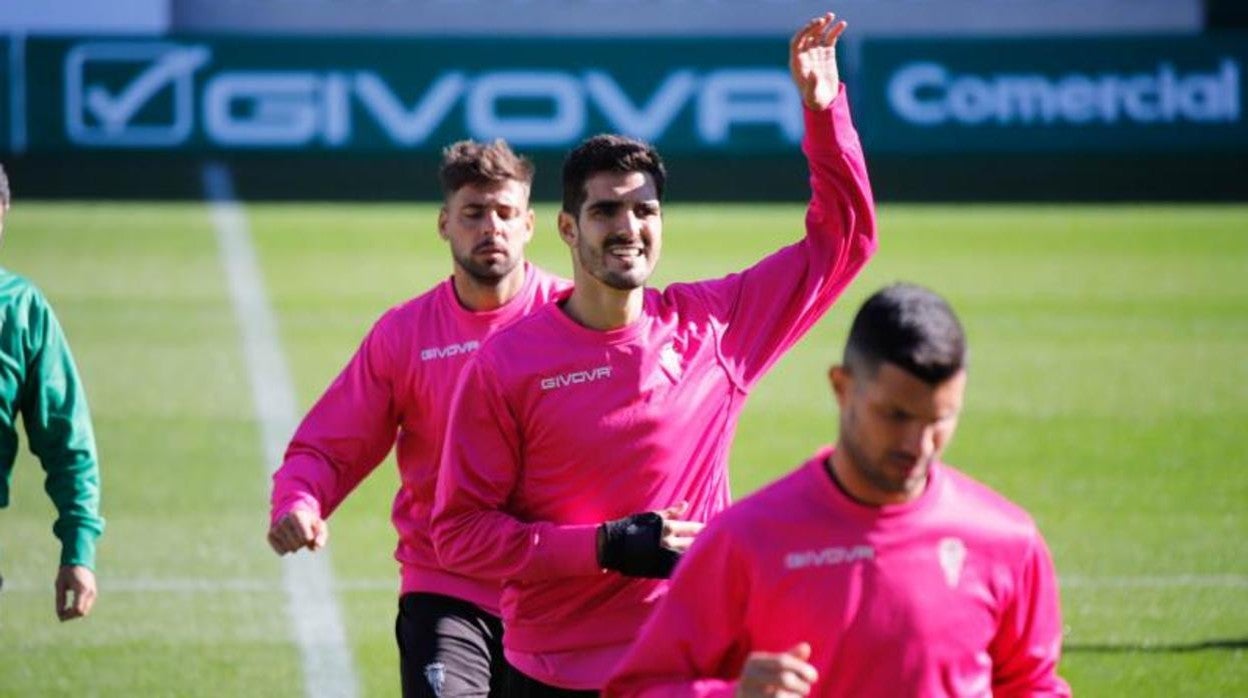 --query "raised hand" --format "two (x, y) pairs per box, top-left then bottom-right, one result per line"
(789, 12), (848, 111)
